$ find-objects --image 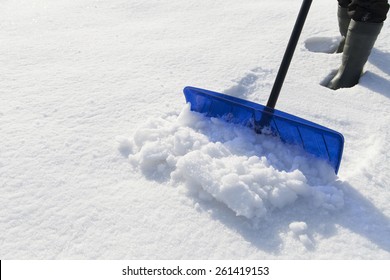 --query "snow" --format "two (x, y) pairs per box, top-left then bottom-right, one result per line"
(289, 221), (308, 234)
(1, 0), (389, 259)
